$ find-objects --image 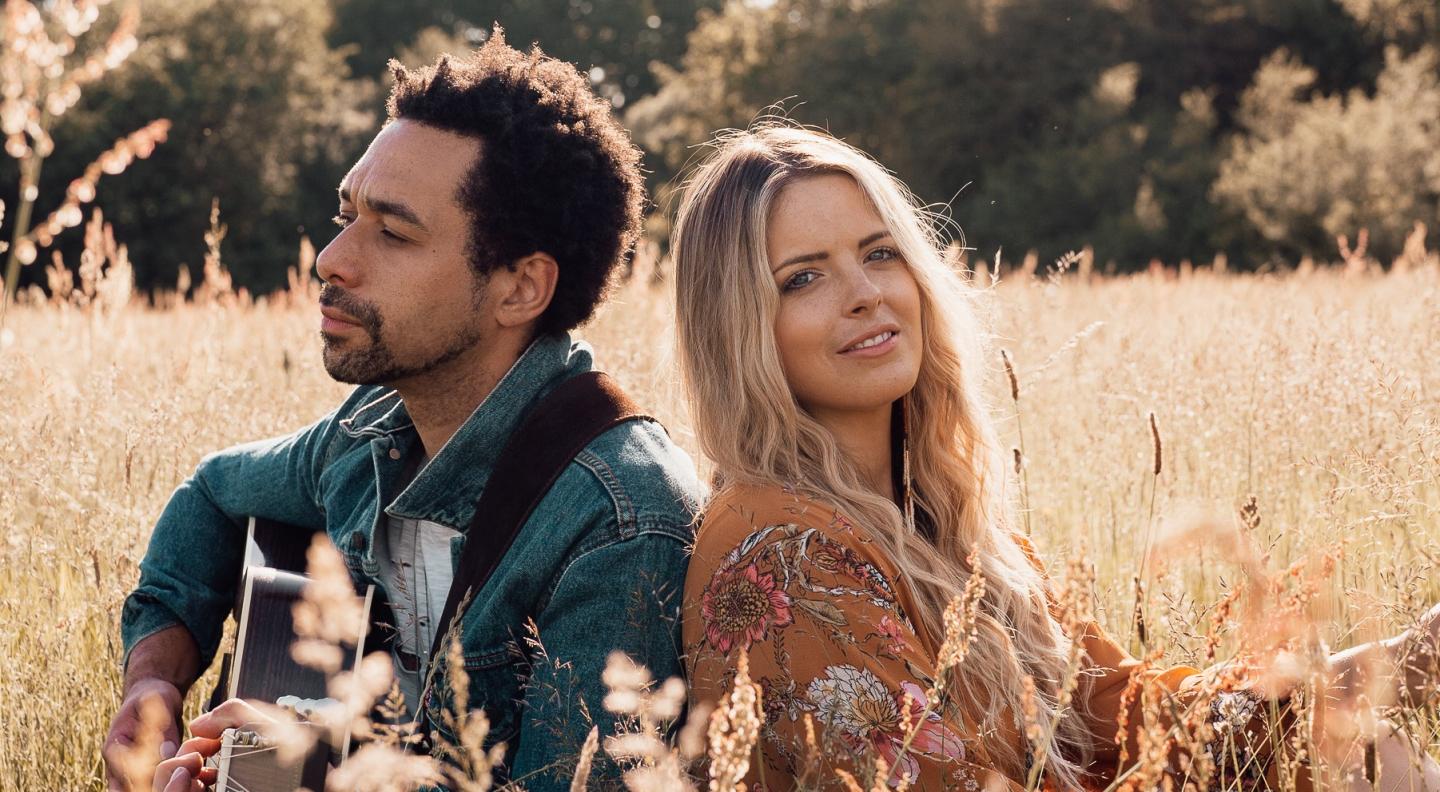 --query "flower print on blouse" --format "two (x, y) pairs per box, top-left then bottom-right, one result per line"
(805, 666), (966, 785)
(682, 483), (1305, 792)
(701, 559), (794, 654)
(684, 493), (999, 790)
